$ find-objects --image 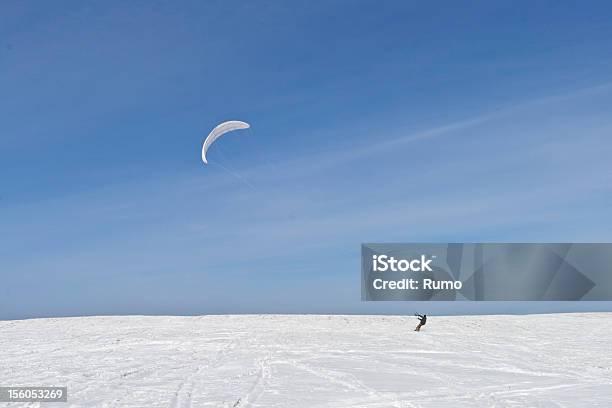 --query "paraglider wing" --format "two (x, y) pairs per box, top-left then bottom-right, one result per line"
(201, 120), (250, 164)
